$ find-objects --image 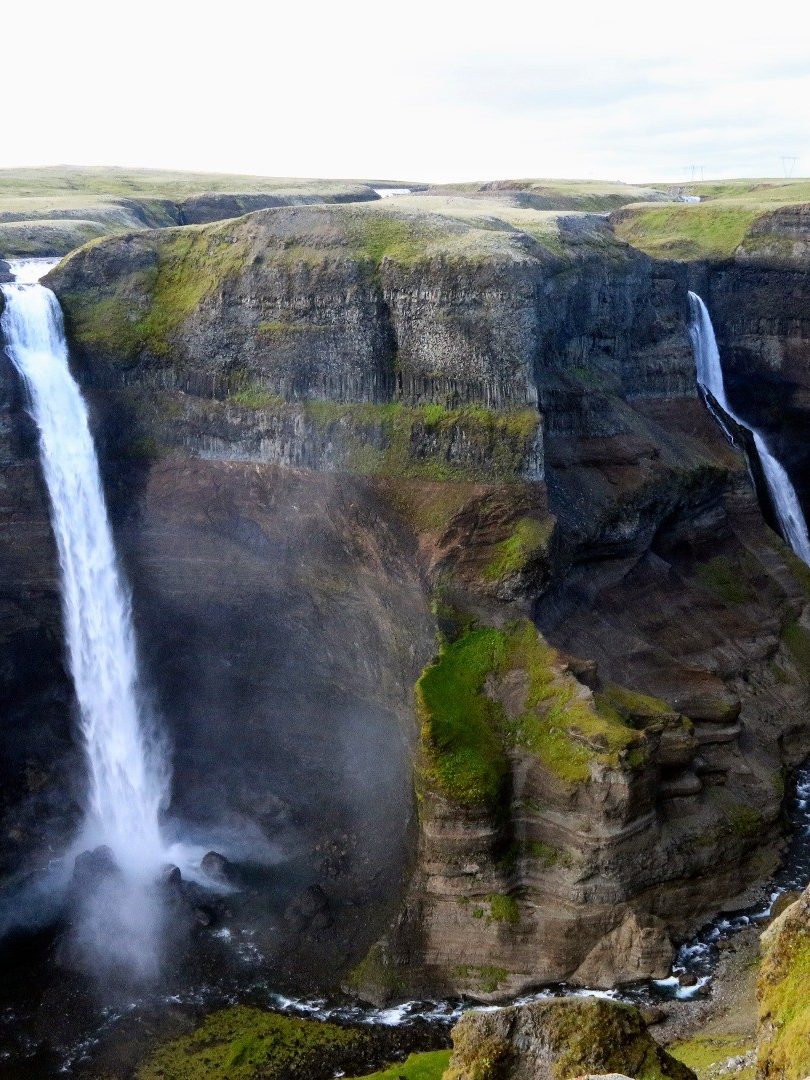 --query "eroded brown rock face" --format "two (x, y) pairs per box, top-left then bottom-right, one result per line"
(2, 199), (810, 1000)
(370, 391), (810, 1000)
